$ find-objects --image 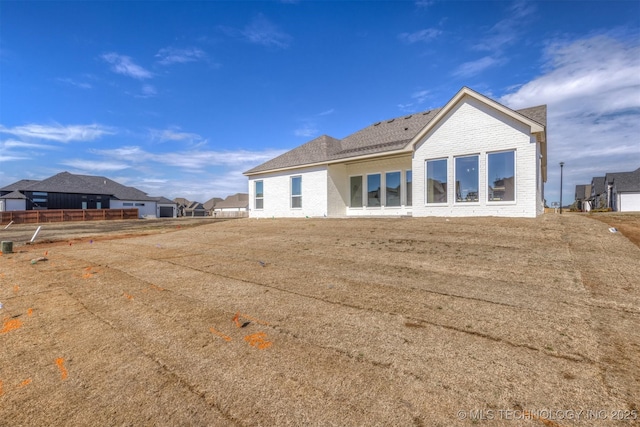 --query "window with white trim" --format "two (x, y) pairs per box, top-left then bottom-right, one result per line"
(350, 176), (363, 208)
(455, 155), (479, 202)
(406, 170), (412, 206)
(367, 174), (381, 207)
(385, 171), (401, 207)
(255, 180), (264, 210)
(291, 176), (302, 208)
(487, 151), (515, 202)
(426, 159), (448, 204)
